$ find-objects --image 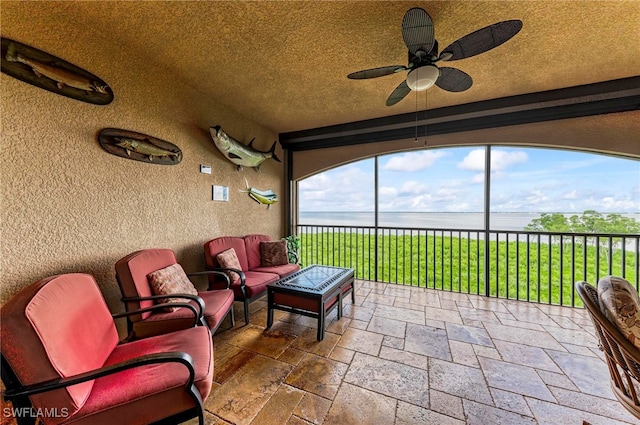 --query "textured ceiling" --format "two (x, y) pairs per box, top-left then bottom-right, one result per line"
(6, 1), (640, 134)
